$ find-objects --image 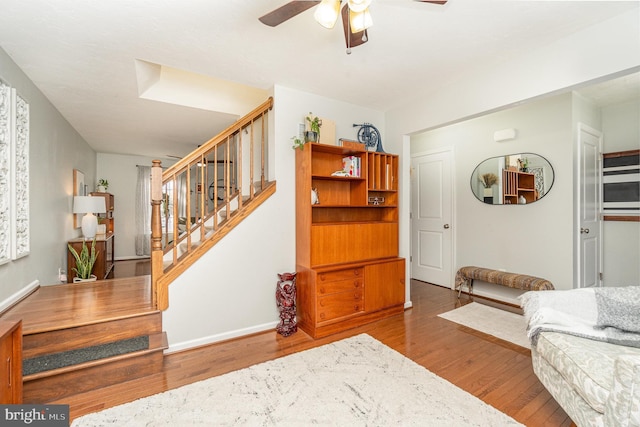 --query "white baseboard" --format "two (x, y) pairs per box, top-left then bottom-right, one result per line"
(0, 280), (39, 314)
(164, 320), (280, 354)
